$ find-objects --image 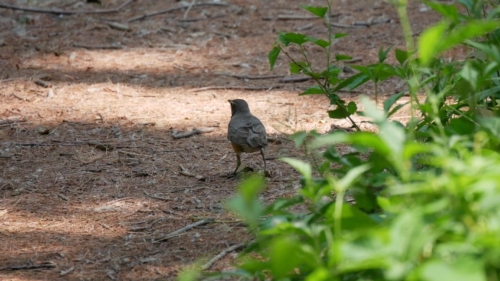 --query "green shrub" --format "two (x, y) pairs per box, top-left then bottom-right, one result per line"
(195, 1), (500, 280)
